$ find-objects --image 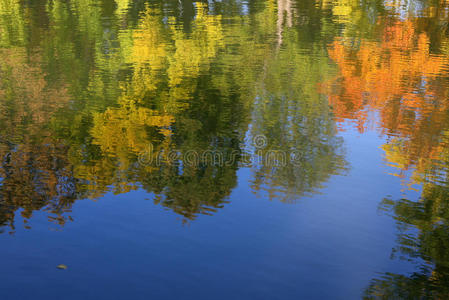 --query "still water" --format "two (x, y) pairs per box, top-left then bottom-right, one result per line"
(0, 0), (449, 298)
